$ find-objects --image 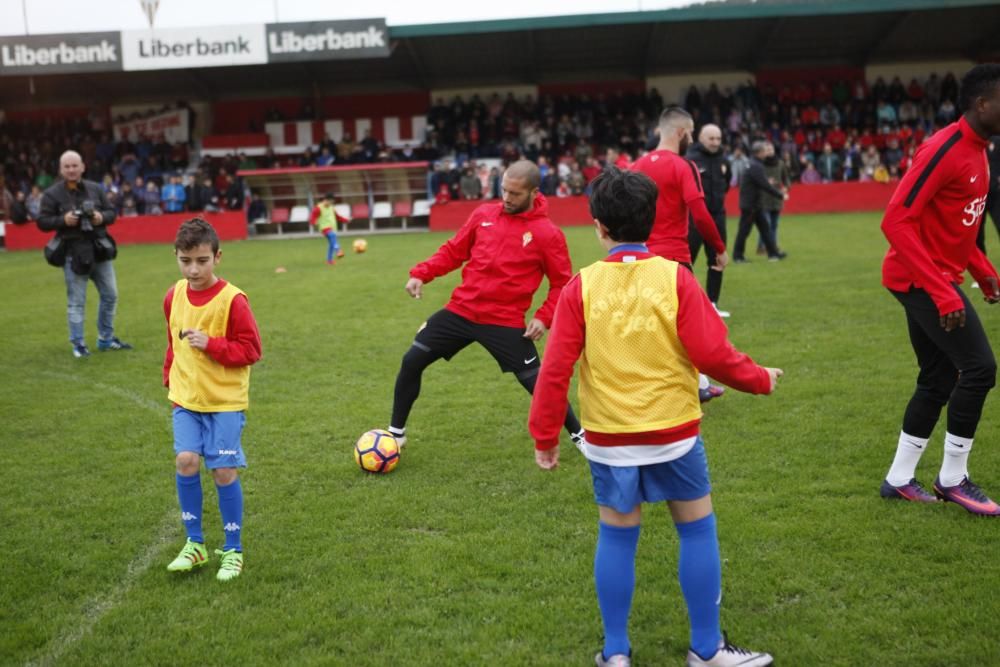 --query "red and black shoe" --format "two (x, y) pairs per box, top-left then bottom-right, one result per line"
(879, 478), (938, 503)
(933, 476), (1000, 516)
